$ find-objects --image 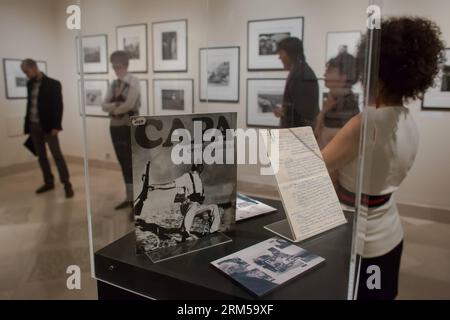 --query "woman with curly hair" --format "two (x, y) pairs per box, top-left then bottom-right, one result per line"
(321, 17), (445, 299)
